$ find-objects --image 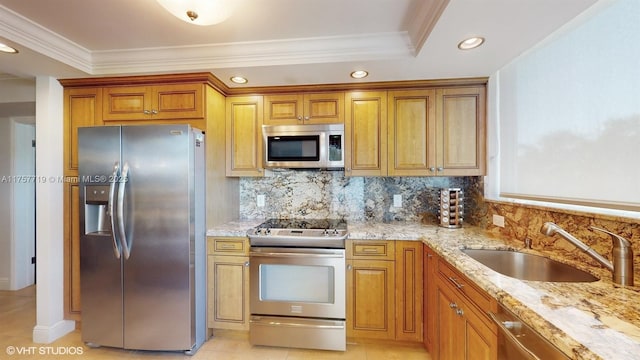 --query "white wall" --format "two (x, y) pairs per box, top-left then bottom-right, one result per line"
(33, 76), (75, 343)
(12, 119), (36, 290)
(0, 119), (12, 289)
